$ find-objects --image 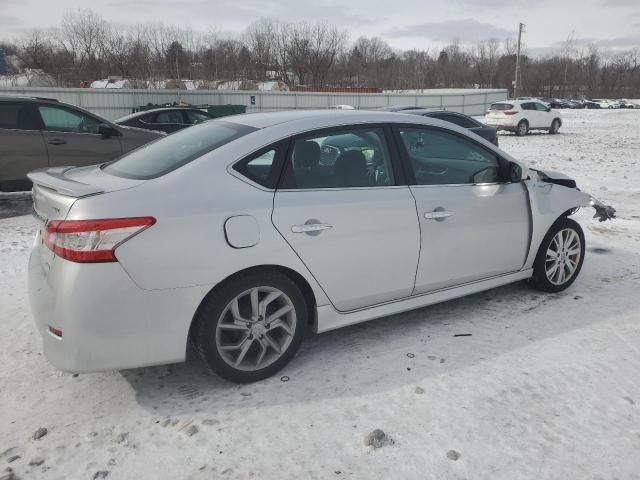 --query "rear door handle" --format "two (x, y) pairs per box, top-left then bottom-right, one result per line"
(47, 139), (67, 146)
(291, 223), (333, 234)
(424, 210), (454, 221)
